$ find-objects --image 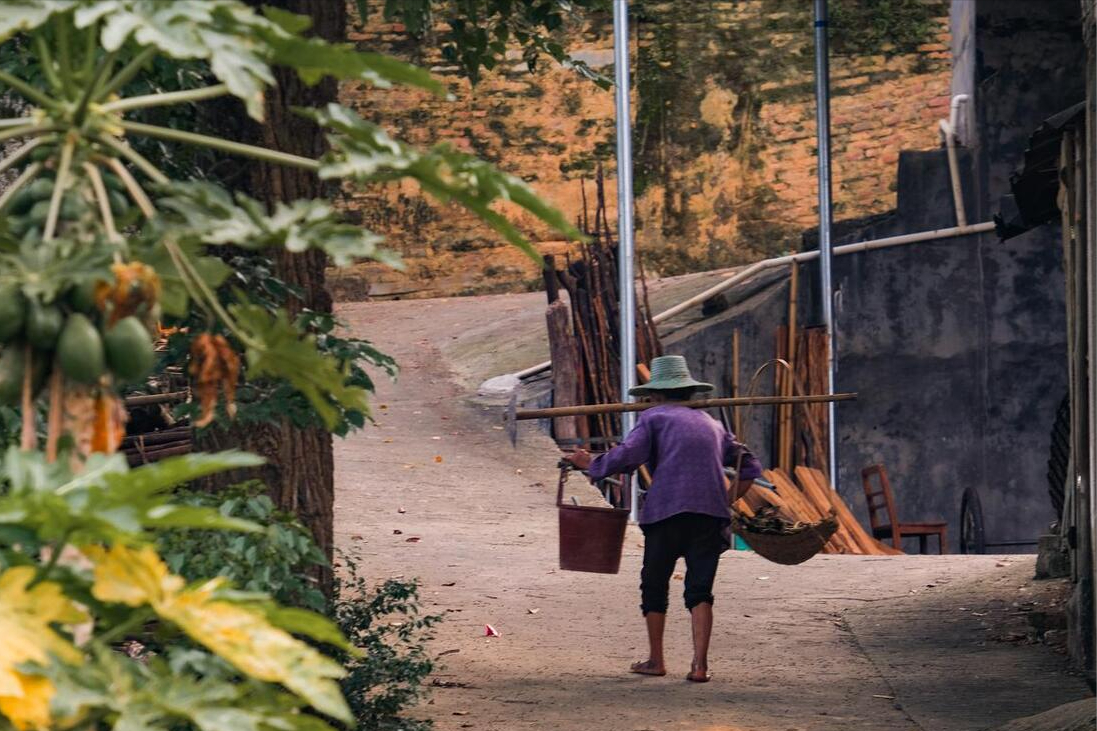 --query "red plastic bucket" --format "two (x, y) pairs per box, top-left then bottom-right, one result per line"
(556, 466), (629, 574)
